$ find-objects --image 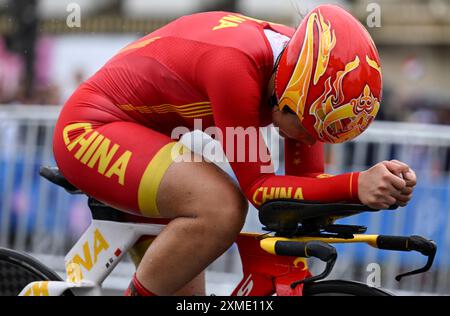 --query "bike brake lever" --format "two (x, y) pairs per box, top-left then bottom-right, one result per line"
(395, 237), (437, 282)
(290, 242), (337, 288)
(395, 252), (436, 281)
(290, 258), (336, 288)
